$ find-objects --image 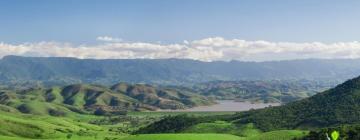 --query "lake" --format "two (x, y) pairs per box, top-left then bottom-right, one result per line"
(160, 100), (281, 112)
